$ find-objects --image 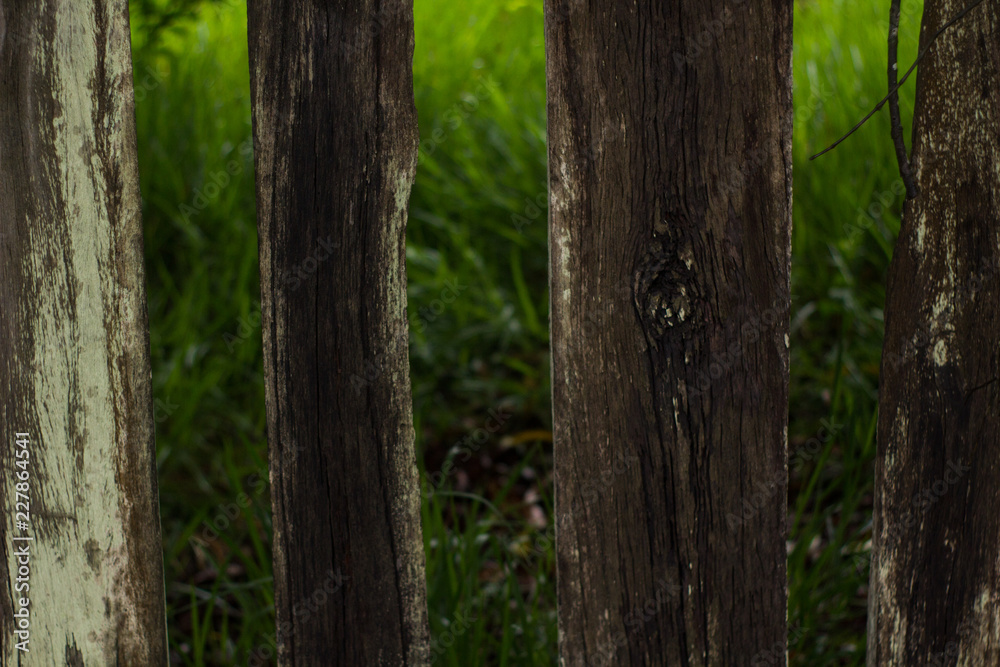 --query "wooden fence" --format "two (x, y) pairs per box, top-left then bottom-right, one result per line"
(1, 0), (997, 665)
